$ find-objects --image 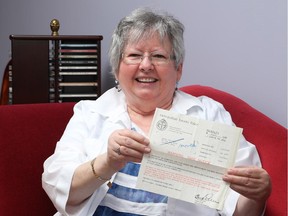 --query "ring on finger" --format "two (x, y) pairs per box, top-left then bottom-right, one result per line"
(114, 146), (122, 155)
